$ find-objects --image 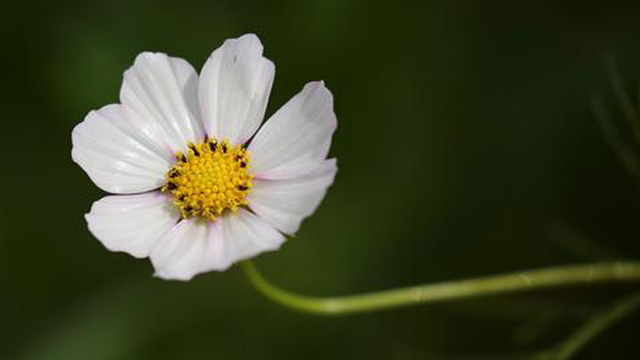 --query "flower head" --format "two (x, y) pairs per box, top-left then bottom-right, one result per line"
(72, 34), (337, 280)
